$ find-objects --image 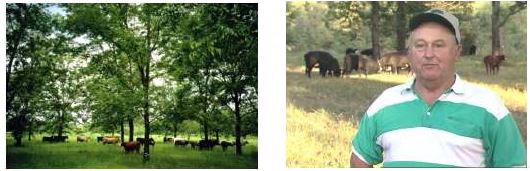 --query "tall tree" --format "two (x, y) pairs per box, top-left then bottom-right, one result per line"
(370, 2), (381, 59)
(395, 1), (406, 51)
(491, 1), (526, 56)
